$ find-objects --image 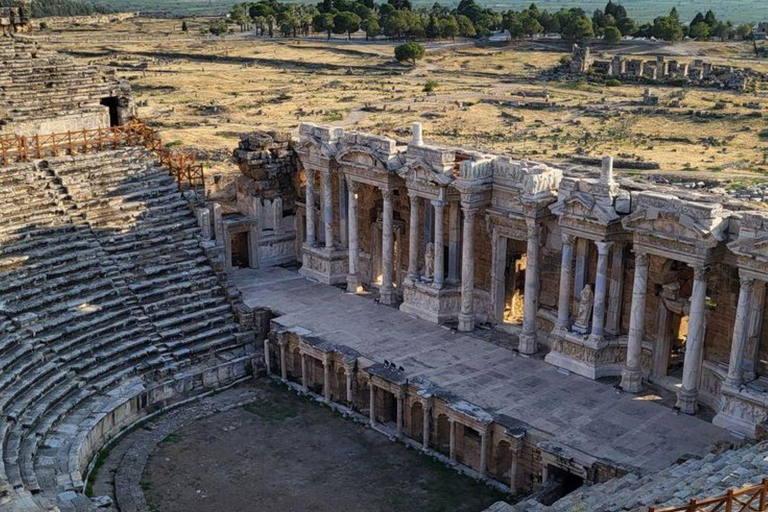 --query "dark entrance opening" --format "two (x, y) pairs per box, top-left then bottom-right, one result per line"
(100, 97), (120, 127)
(231, 232), (249, 268)
(538, 466), (585, 505)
